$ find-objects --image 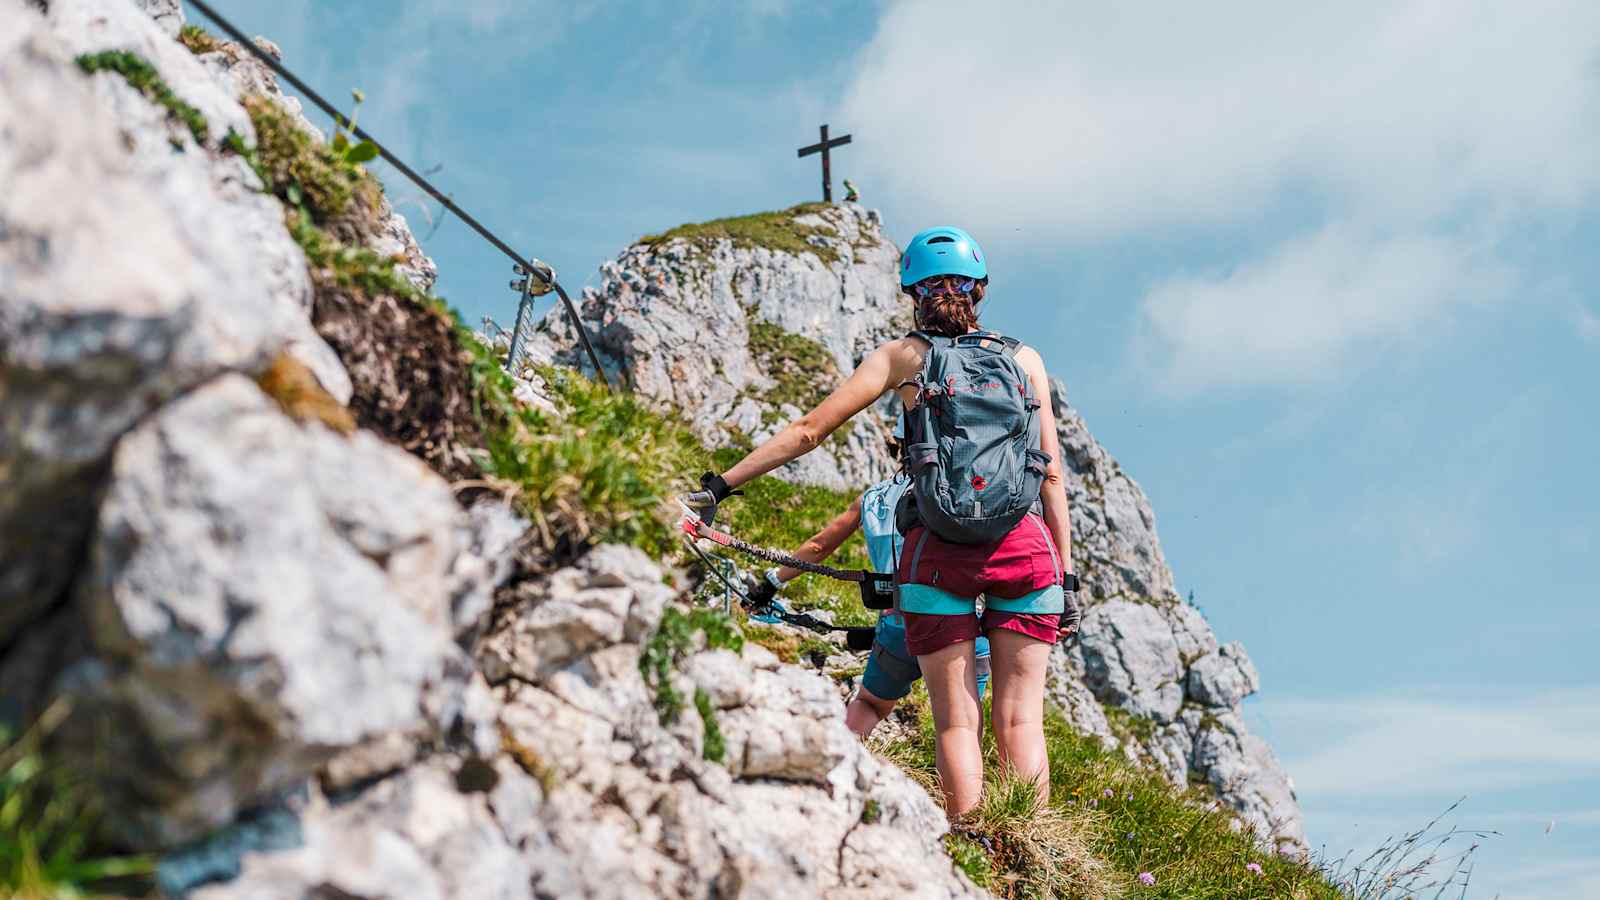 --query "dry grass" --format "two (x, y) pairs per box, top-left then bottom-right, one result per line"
(255, 352), (355, 434)
(963, 770), (1121, 899)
